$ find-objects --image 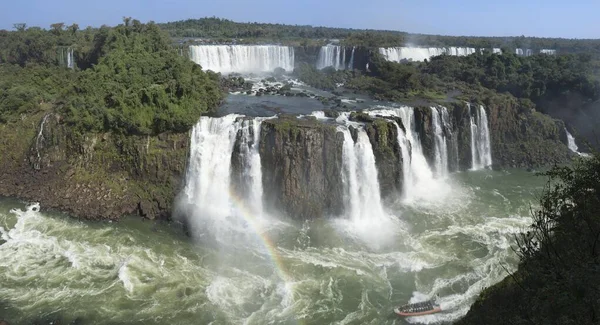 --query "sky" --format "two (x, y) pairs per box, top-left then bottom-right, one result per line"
(0, 0), (598, 39)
